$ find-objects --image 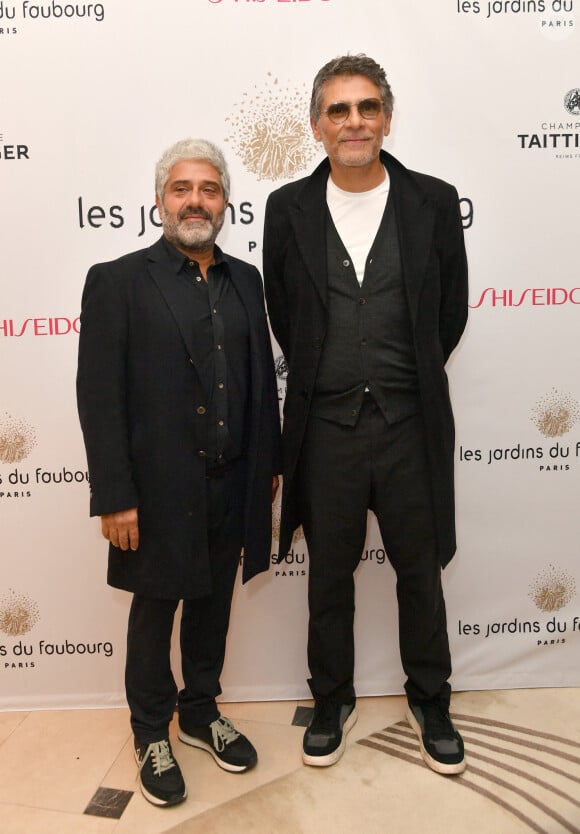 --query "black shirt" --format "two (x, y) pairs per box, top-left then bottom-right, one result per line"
(162, 238), (250, 468)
